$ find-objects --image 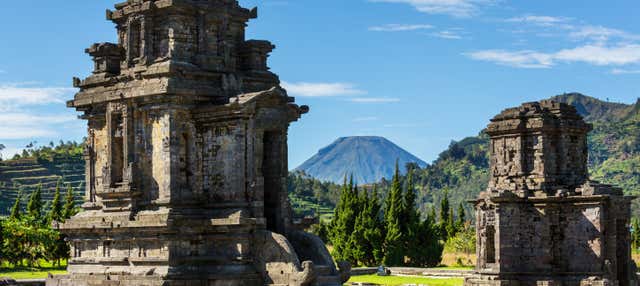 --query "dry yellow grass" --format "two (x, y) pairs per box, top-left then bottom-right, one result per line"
(441, 251), (476, 267)
(632, 251), (640, 266)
